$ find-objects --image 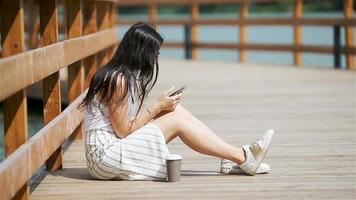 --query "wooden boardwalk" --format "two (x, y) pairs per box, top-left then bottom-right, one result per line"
(29, 59), (356, 199)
